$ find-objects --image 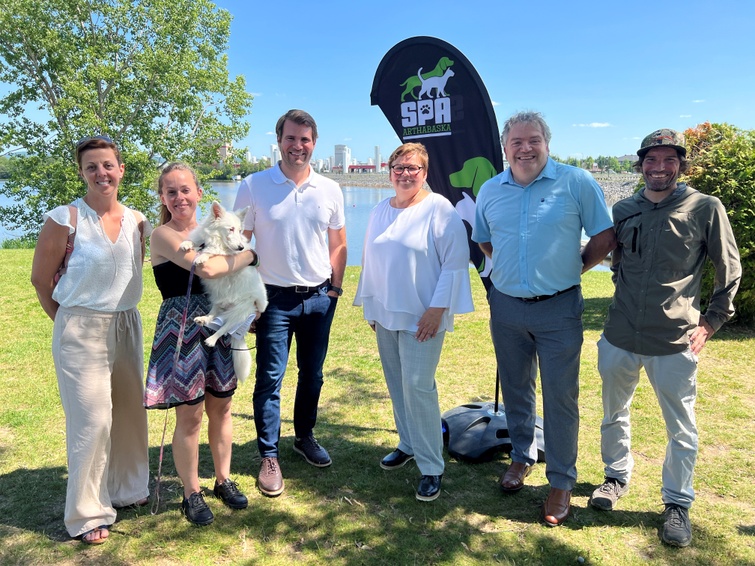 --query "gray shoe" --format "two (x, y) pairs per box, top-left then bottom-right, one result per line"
(661, 504), (692, 547)
(589, 477), (629, 511)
